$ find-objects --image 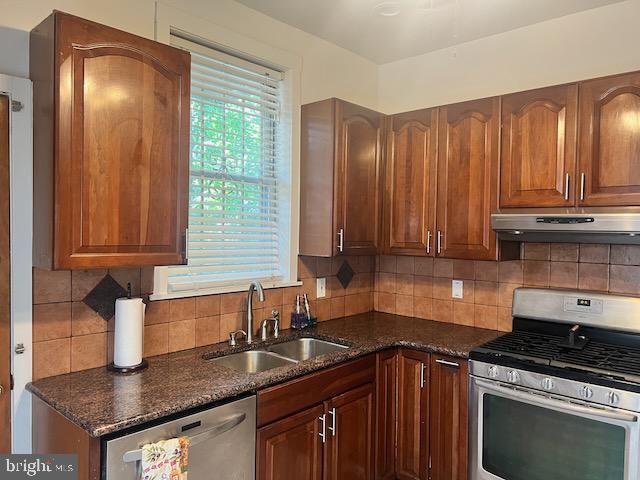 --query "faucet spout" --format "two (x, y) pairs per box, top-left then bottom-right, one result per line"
(246, 281), (265, 343)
